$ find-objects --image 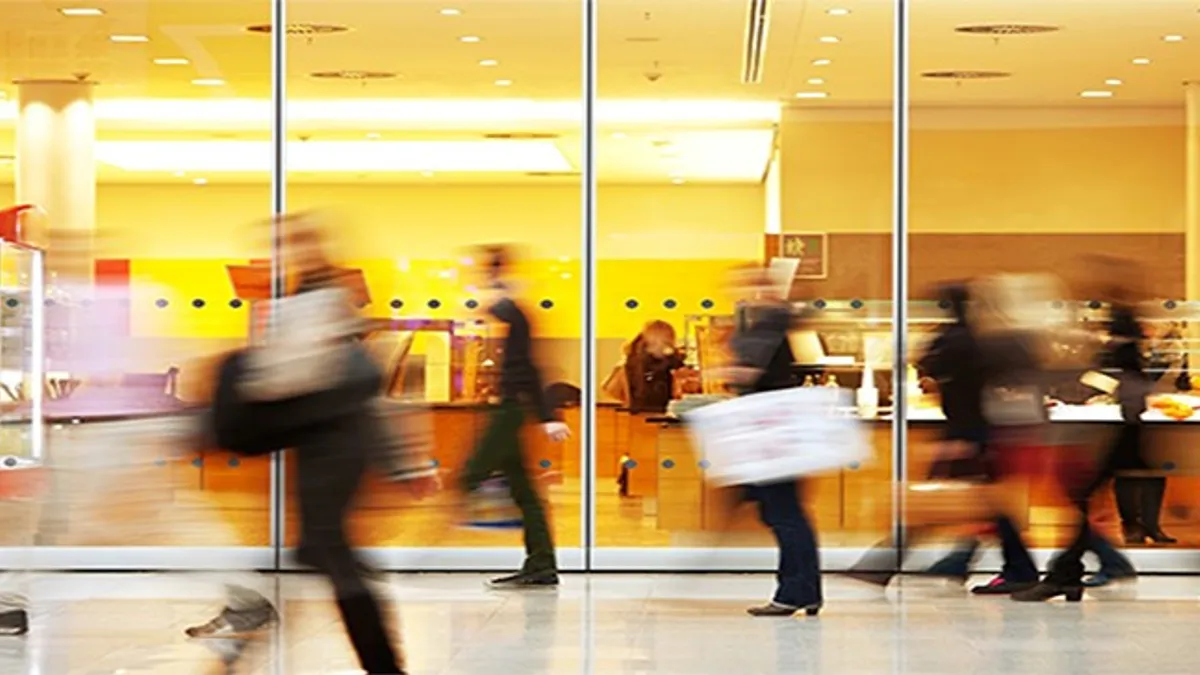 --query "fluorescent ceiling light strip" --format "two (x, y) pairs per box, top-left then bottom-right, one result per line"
(94, 140), (573, 172)
(0, 99), (780, 126)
